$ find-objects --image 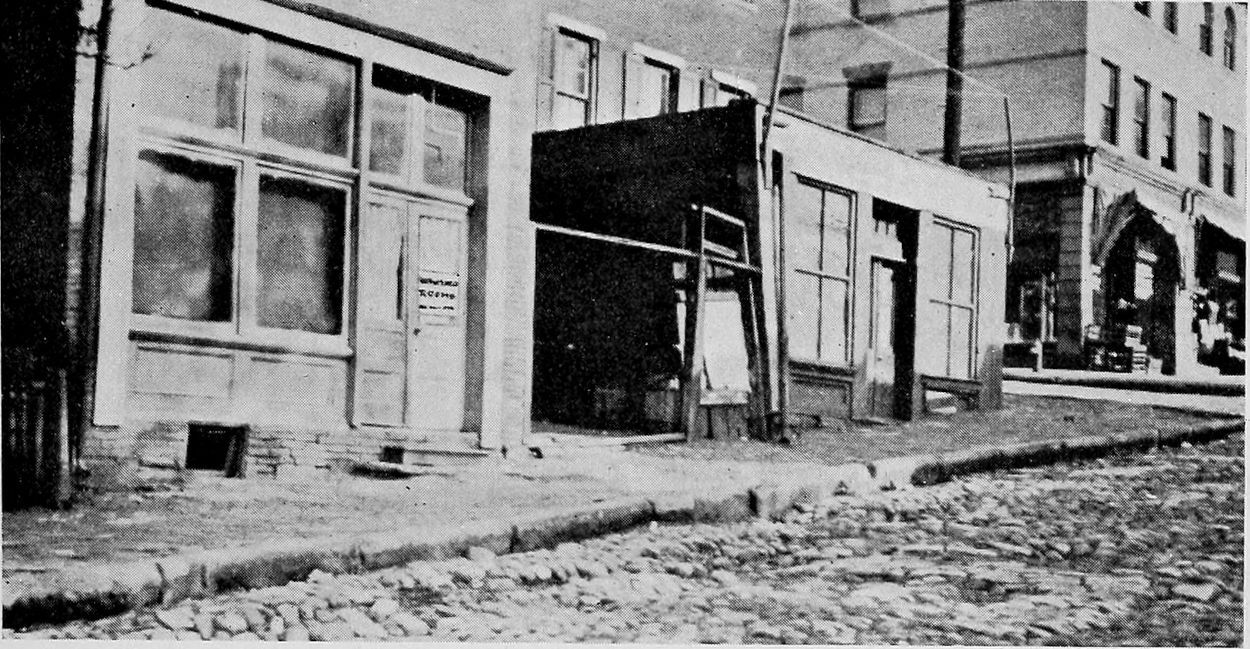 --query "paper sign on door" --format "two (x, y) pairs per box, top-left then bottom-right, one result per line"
(418, 274), (459, 316)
